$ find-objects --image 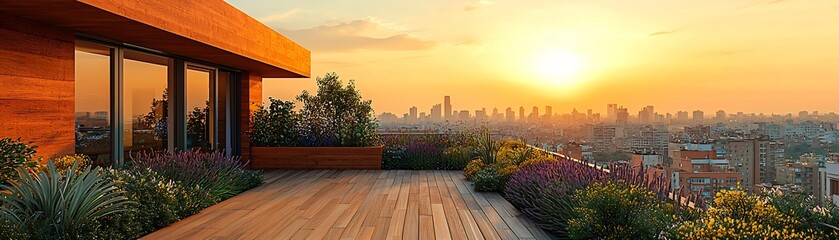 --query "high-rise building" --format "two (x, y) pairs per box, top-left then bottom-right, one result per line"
(457, 110), (470, 121)
(505, 107), (515, 122)
(677, 111), (689, 122)
(716, 110), (726, 121)
(692, 110), (704, 122)
(726, 139), (769, 193)
(444, 96), (452, 121)
(616, 107), (629, 125)
(607, 104), (618, 120)
(409, 106), (418, 121)
(430, 104), (442, 122)
(519, 106), (525, 122)
(639, 105), (654, 123)
(545, 106), (552, 122)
